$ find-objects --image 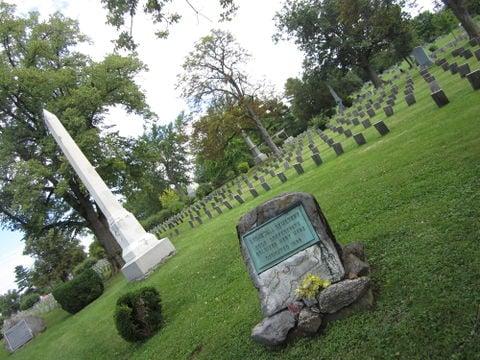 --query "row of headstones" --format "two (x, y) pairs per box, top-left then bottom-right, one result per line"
(434, 39), (480, 91)
(154, 52), (438, 236)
